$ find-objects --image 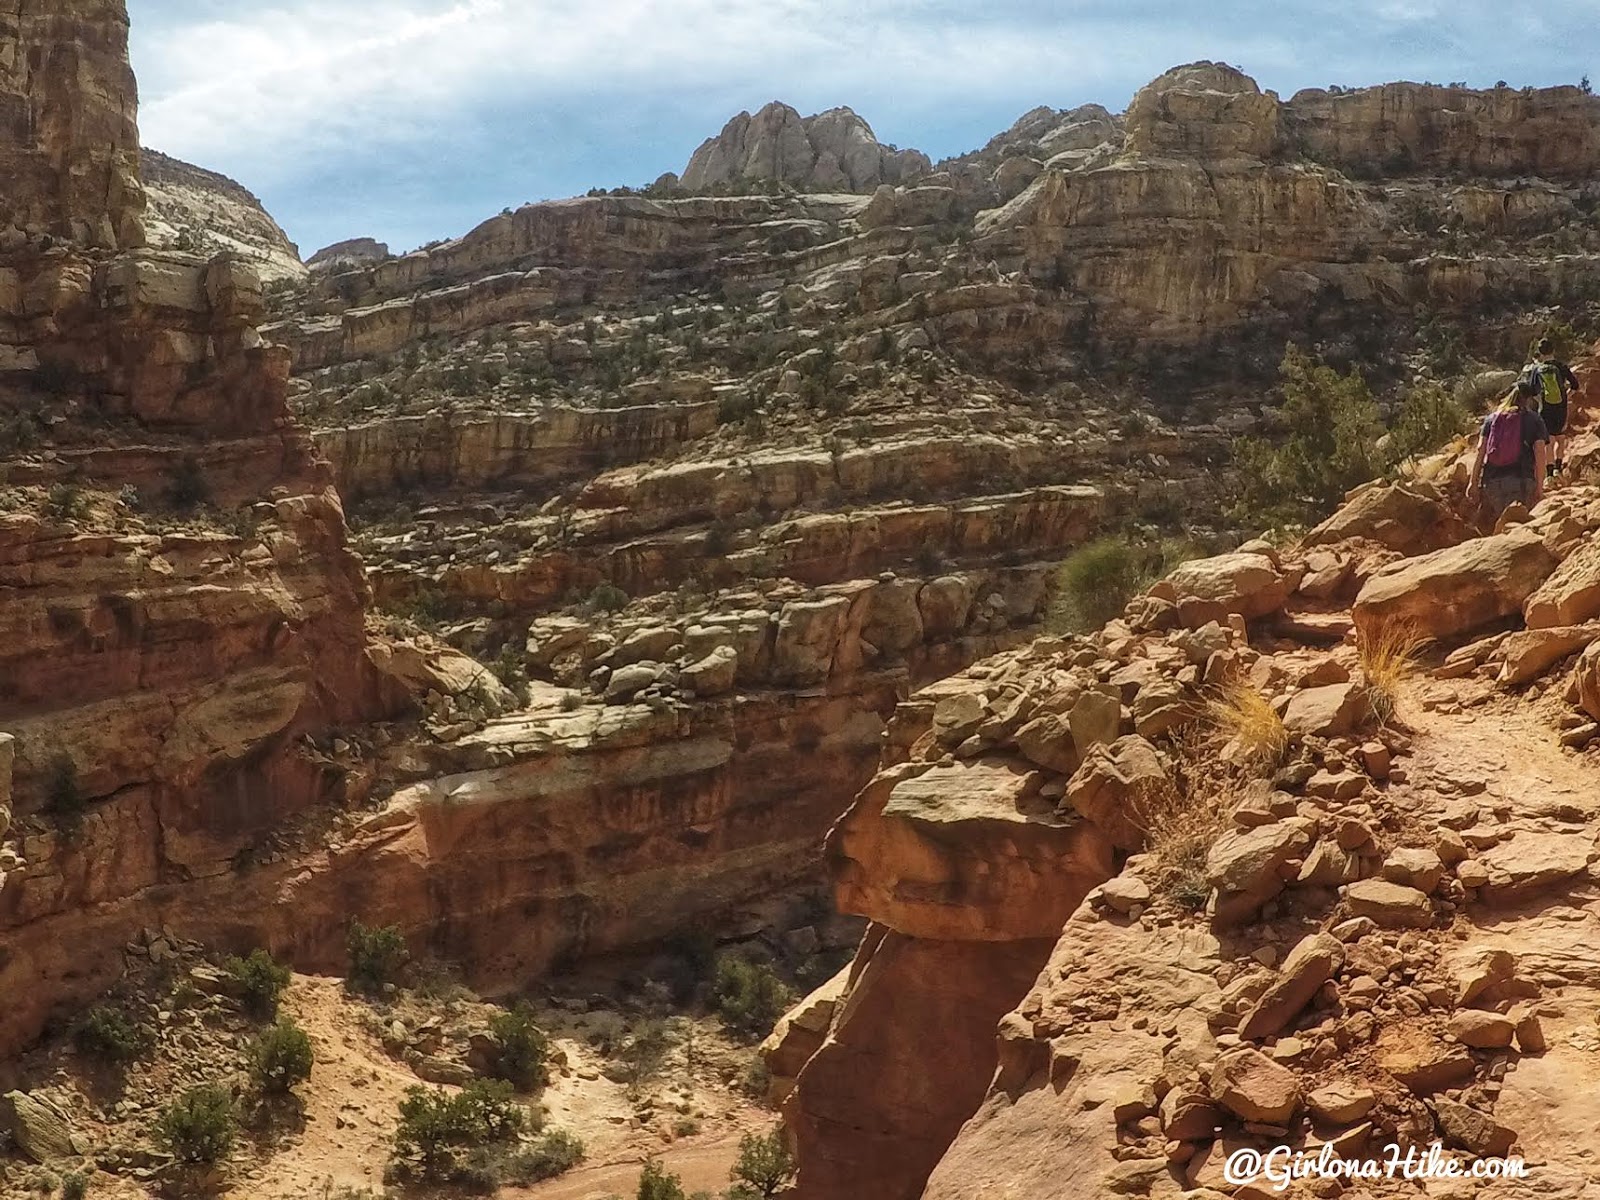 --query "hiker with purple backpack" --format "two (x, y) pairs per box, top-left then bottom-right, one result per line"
(1468, 385), (1550, 525)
